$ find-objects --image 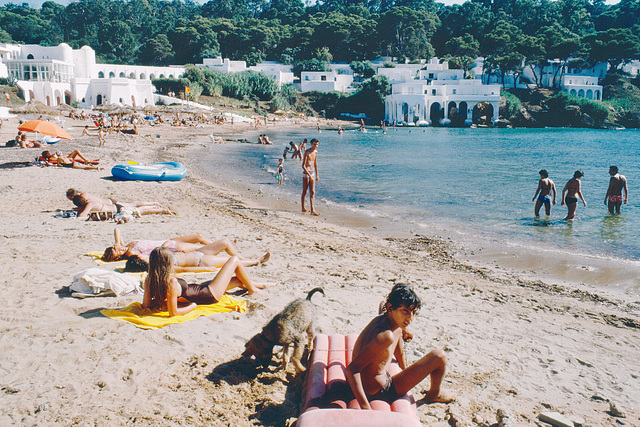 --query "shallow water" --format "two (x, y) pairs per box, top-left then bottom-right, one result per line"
(197, 126), (640, 294)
